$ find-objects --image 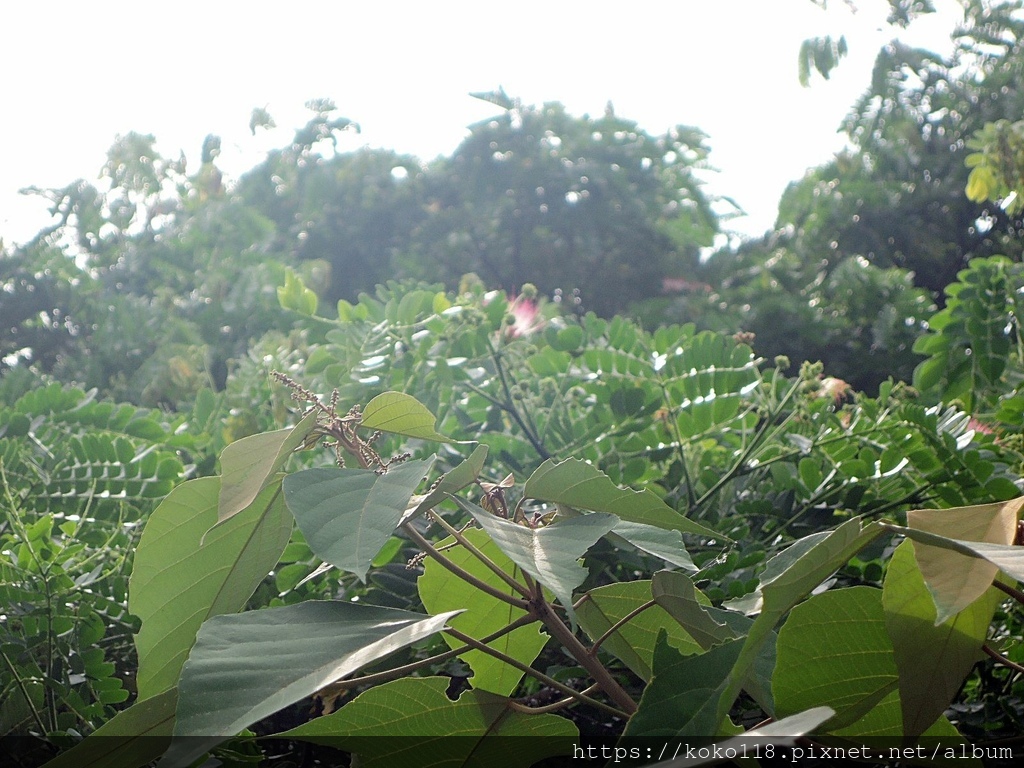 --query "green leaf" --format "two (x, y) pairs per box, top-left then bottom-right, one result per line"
(651, 571), (776, 714)
(645, 706), (835, 768)
(277, 267), (318, 315)
(271, 677), (577, 768)
(798, 457), (823, 492)
(774, 587), (898, 733)
(623, 632), (745, 740)
(164, 602), (460, 767)
(882, 540), (1000, 739)
(130, 476), (292, 701)
(651, 571), (738, 650)
(217, 409), (318, 525)
(418, 528), (547, 696)
(402, 444), (488, 523)
(577, 580), (704, 681)
(455, 497), (616, 622)
(41, 688), (177, 768)
(905, 499), (1020, 623)
(881, 522), (1024, 581)
(608, 520), (697, 571)
(361, 391), (454, 443)
(283, 458), (435, 581)
(524, 458), (723, 539)
(715, 519), (883, 729)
